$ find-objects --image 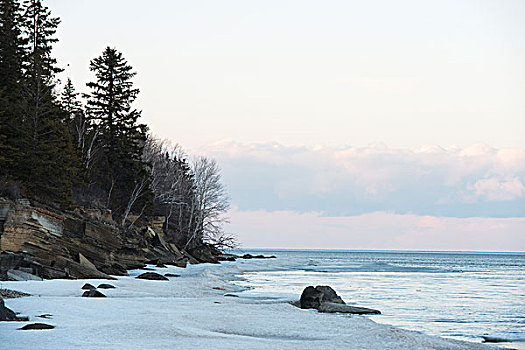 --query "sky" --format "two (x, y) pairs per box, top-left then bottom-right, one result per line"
(47, 0), (525, 250)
